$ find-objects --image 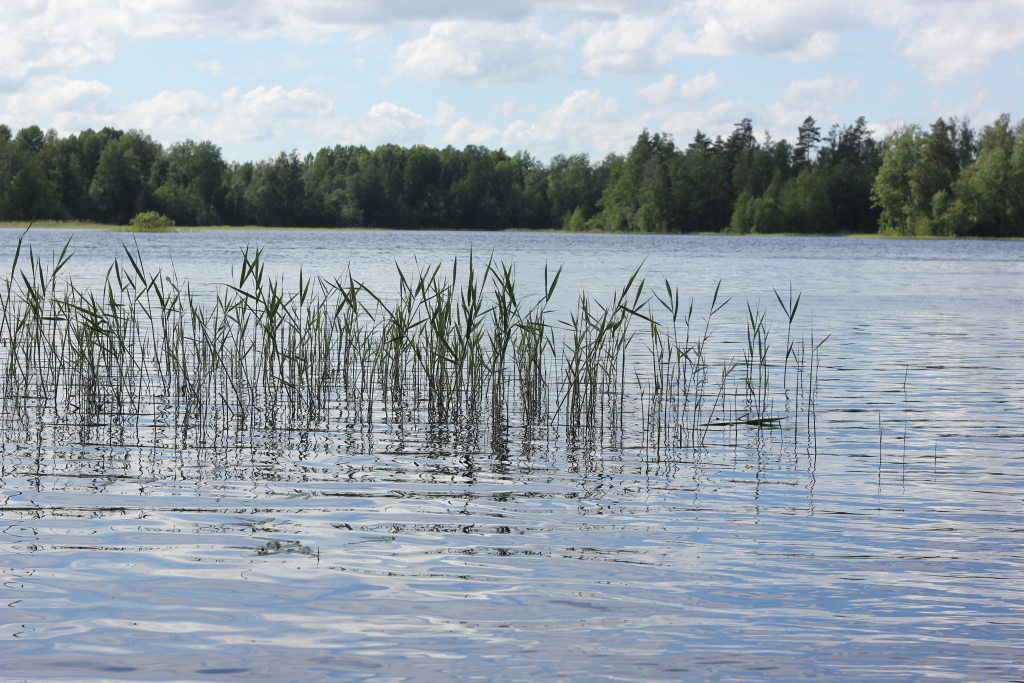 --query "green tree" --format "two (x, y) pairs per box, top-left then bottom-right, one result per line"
(728, 191), (783, 234)
(779, 169), (833, 234)
(244, 152), (308, 227)
(151, 139), (227, 225)
(402, 145), (443, 226)
(503, 150), (549, 229)
(908, 118), (961, 234)
(732, 131), (789, 201)
(595, 129), (677, 232)
(0, 128), (60, 220)
(675, 131), (730, 232)
(89, 130), (162, 223)
(301, 145), (367, 227)
(0, 161), (59, 220)
(872, 117), (976, 237)
(936, 115), (1024, 237)
(722, 118), (756, 198)
(872, 125), (924, 236)
(548, 153), (602, 228)
(15, 125), (46, 155)
(793, 116), (820, 172)
(817, 117), (882, 233)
